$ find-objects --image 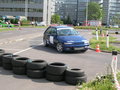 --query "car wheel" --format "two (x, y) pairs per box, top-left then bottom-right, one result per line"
(56, 43), (63, 53)
(43, 39), (48, 47)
